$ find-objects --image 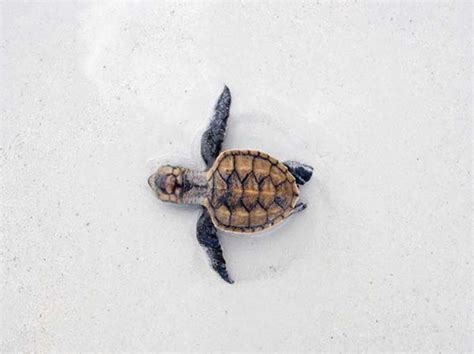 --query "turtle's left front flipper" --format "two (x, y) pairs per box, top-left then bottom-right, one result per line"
(196, 207), (234, 284)
(200, 86), (231, 168)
